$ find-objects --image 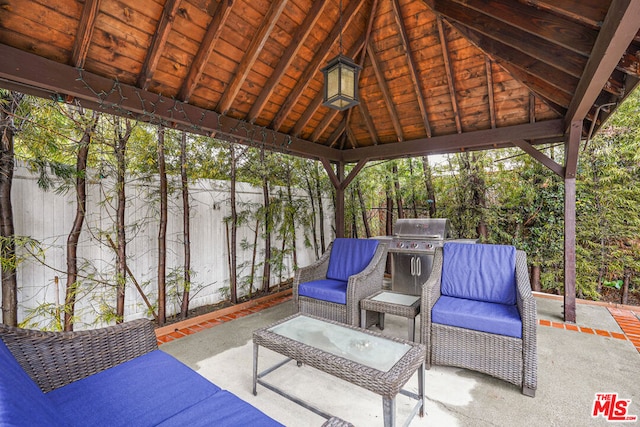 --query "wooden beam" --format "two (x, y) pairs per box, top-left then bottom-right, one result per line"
(217, 0), (288, 115)
(564, 120), (582, 178)
(71, 0), (101, 68)
(564, 175), (577, 323)
(447, 0), (598, 55)
(247, 0), (328, 122)
(485, 58), (496, 128)
(0, 44), (340, 162)
(512, 140), (564, 177)
(367, 42), (404, 141)
(340, 119), (565, 162)
(391, 0), (432, 137)
(437, 17), (462, 133)
(137, 0), (182, 90)
(565, 0), (640, 124)
(433, 0), (587, 79)
(178, 0), (234, 102)
(271, 0), (365, 131)
(357, 97), (379, 144)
